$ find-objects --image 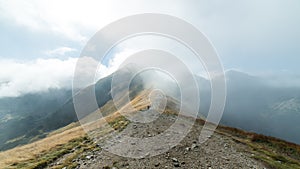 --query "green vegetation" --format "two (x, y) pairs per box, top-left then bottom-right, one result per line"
(107, 115), (130, 131)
